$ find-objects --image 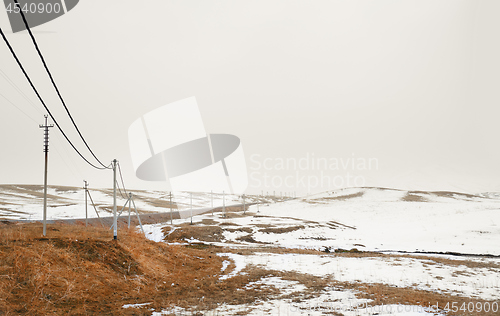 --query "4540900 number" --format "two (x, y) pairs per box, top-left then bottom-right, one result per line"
(443, 301), (498, 313)
(6, 2), (62, 14)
